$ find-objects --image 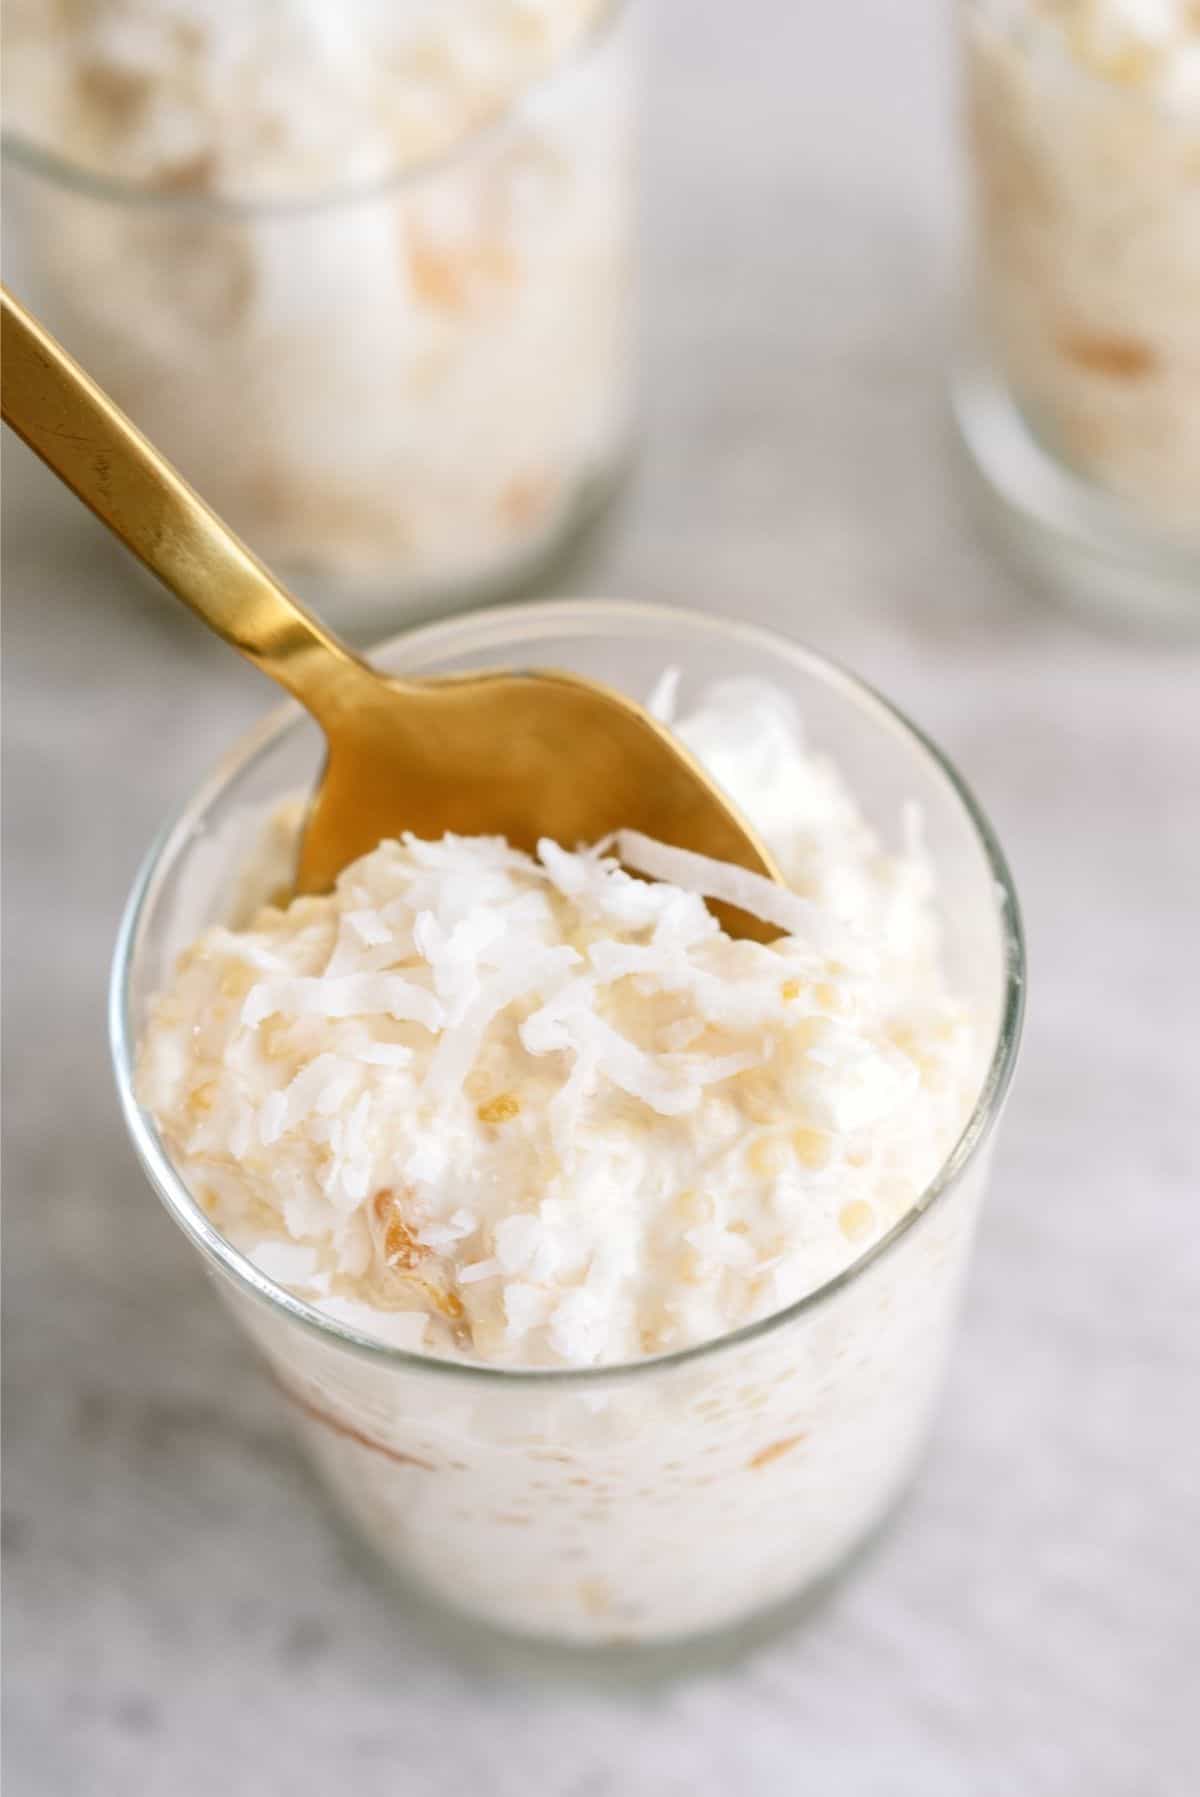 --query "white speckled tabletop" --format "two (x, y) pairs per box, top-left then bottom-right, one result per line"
(4, 2), (1198, 1792)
